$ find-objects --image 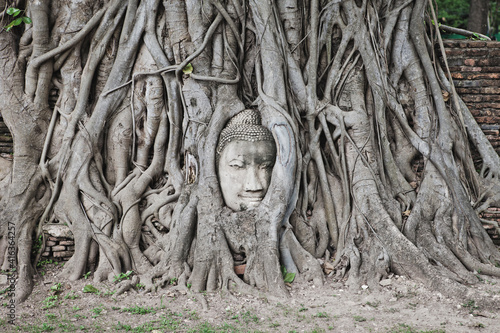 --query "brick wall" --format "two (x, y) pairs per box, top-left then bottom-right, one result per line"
(0, 115), (12, 154)
(444, 40), (500, 157)
(40, 224), (75, 261)
(443, 40), (500, 245)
